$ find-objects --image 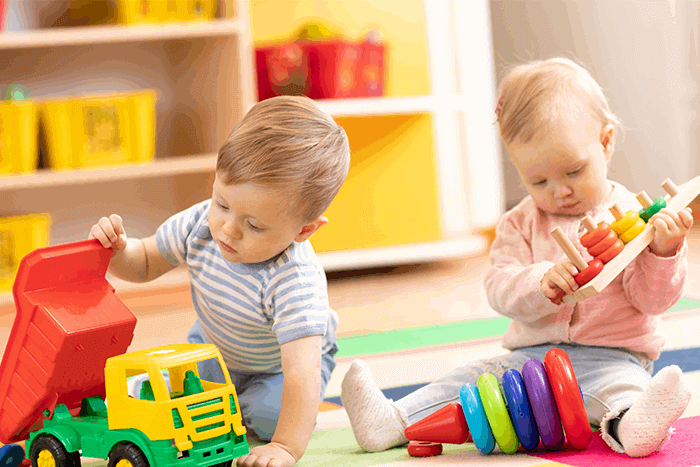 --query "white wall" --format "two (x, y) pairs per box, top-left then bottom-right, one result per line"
(491, 0), (700, 208)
